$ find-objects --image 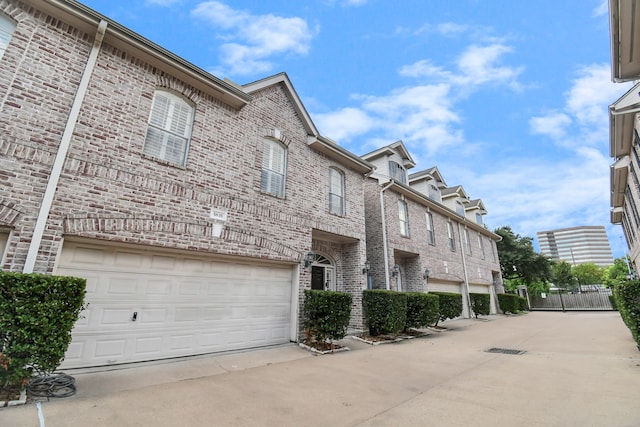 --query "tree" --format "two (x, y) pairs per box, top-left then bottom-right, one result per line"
(552, 261), (577, 292)
(494, 226), (553, 286)
(603, 257), (633, 288)
(572, 262), (603, 290)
